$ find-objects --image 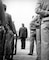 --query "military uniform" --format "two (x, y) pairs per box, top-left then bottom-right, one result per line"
(28, 19), (36, 55)
(4, 28), (14, 60)
(3, 11), (16, 60)
(36, 1), (49, 60)
(0, 1), (6, 60)
(19, 25), (28, 49)
(35, 15), (41, 60)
